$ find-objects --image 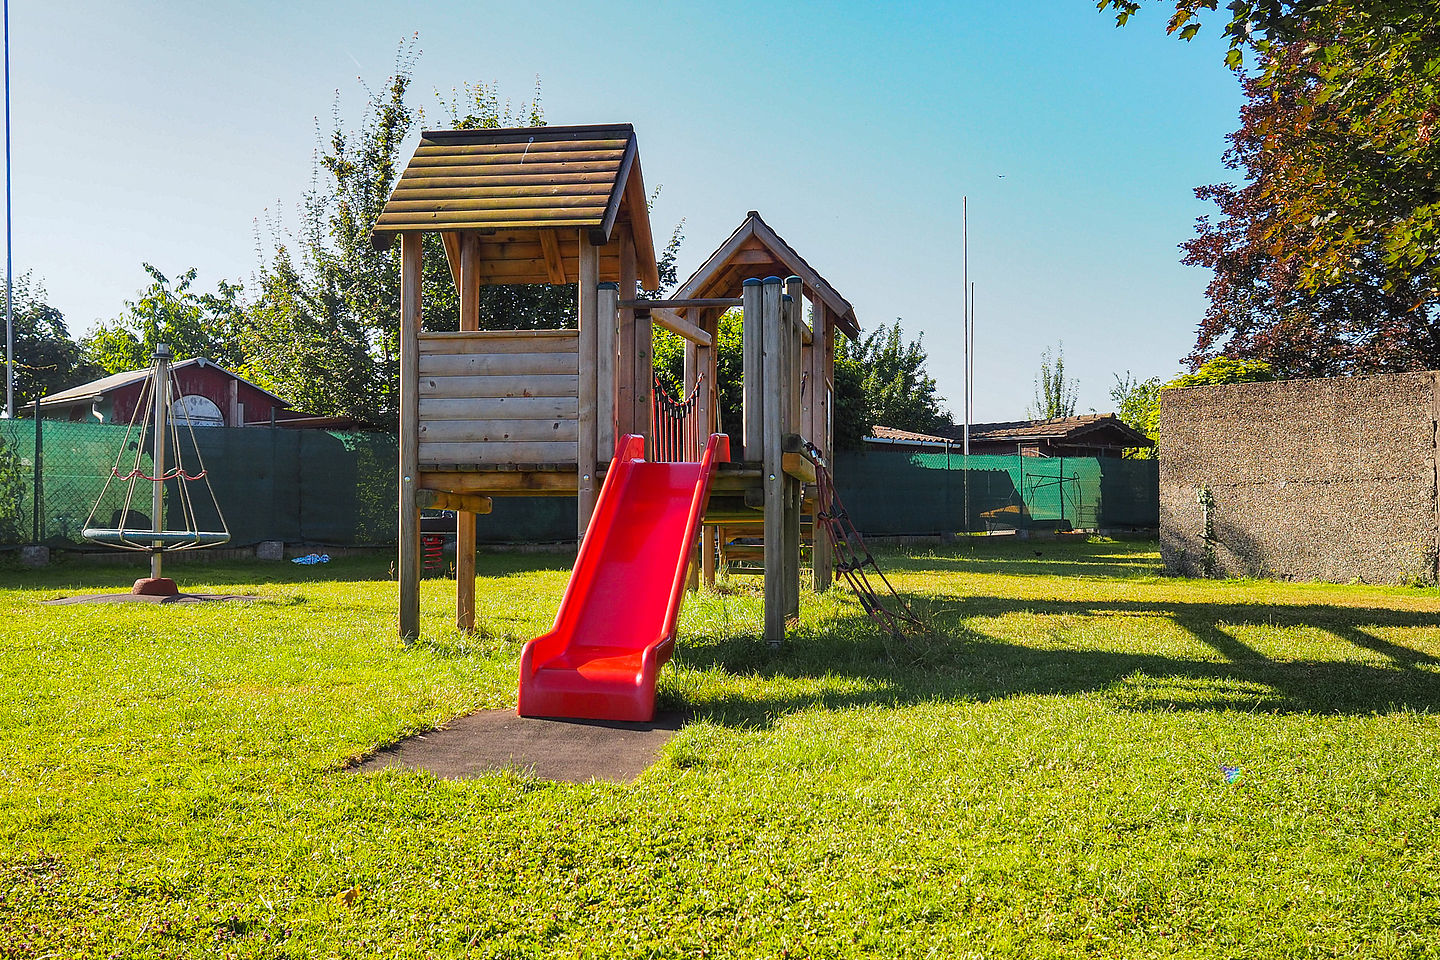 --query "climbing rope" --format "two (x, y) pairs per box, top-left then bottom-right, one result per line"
(808, 442), (925, 639)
